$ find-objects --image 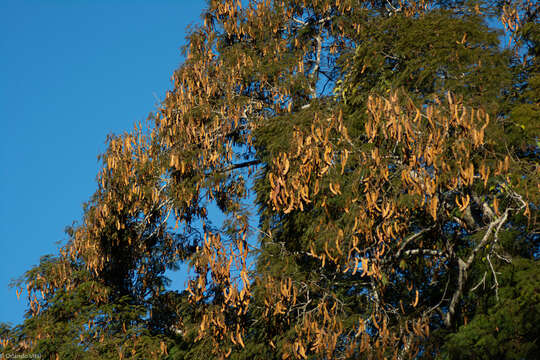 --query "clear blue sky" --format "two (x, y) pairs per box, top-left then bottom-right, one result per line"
(0, 0), (207, 326)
